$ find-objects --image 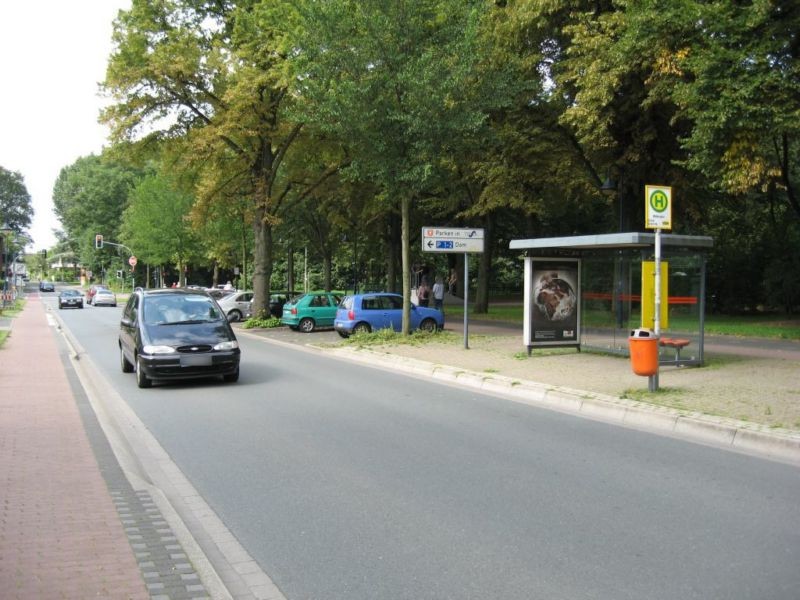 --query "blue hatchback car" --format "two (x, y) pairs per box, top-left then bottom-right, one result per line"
(334, 293), (444, 337)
